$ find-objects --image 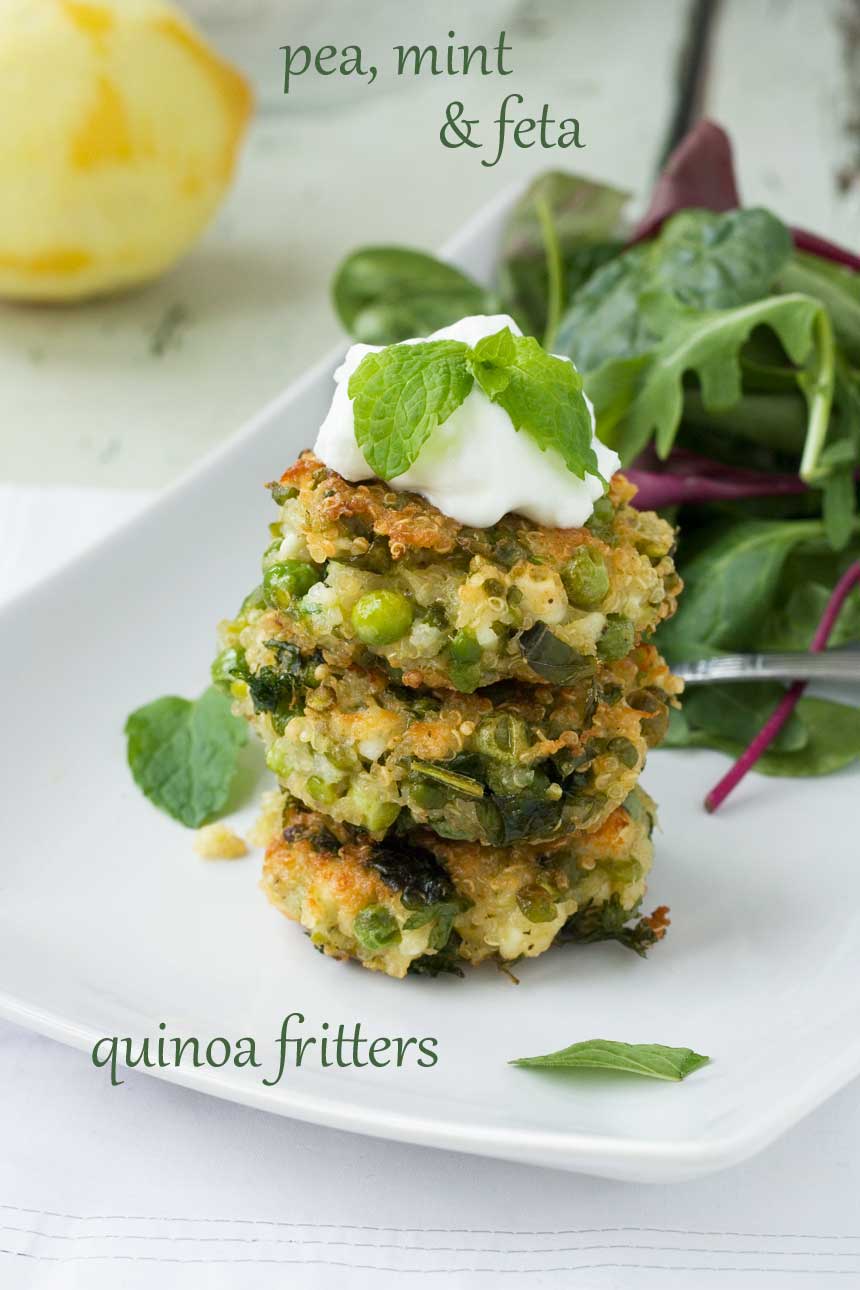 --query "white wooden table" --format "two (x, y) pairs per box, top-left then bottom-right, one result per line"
(3, 0), (856, 491)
